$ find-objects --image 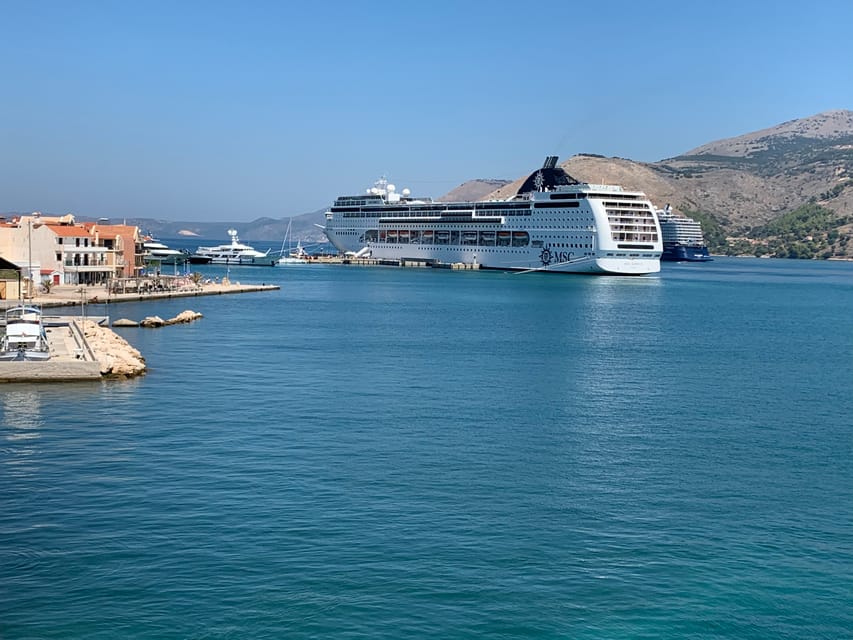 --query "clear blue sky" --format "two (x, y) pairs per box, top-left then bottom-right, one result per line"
(1, 0), (851, 222)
